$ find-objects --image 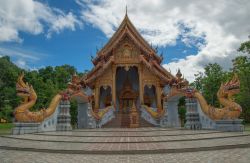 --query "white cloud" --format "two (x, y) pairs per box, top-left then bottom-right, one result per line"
(13, 58), (41, 70)
(15, 59), (26, 68)
(0, 46), (41, 60)
(46, 12), (82, 38)
(0, 0), (82, 42)
(0, 45), (48, 70)
(78, 0), (250, 81)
